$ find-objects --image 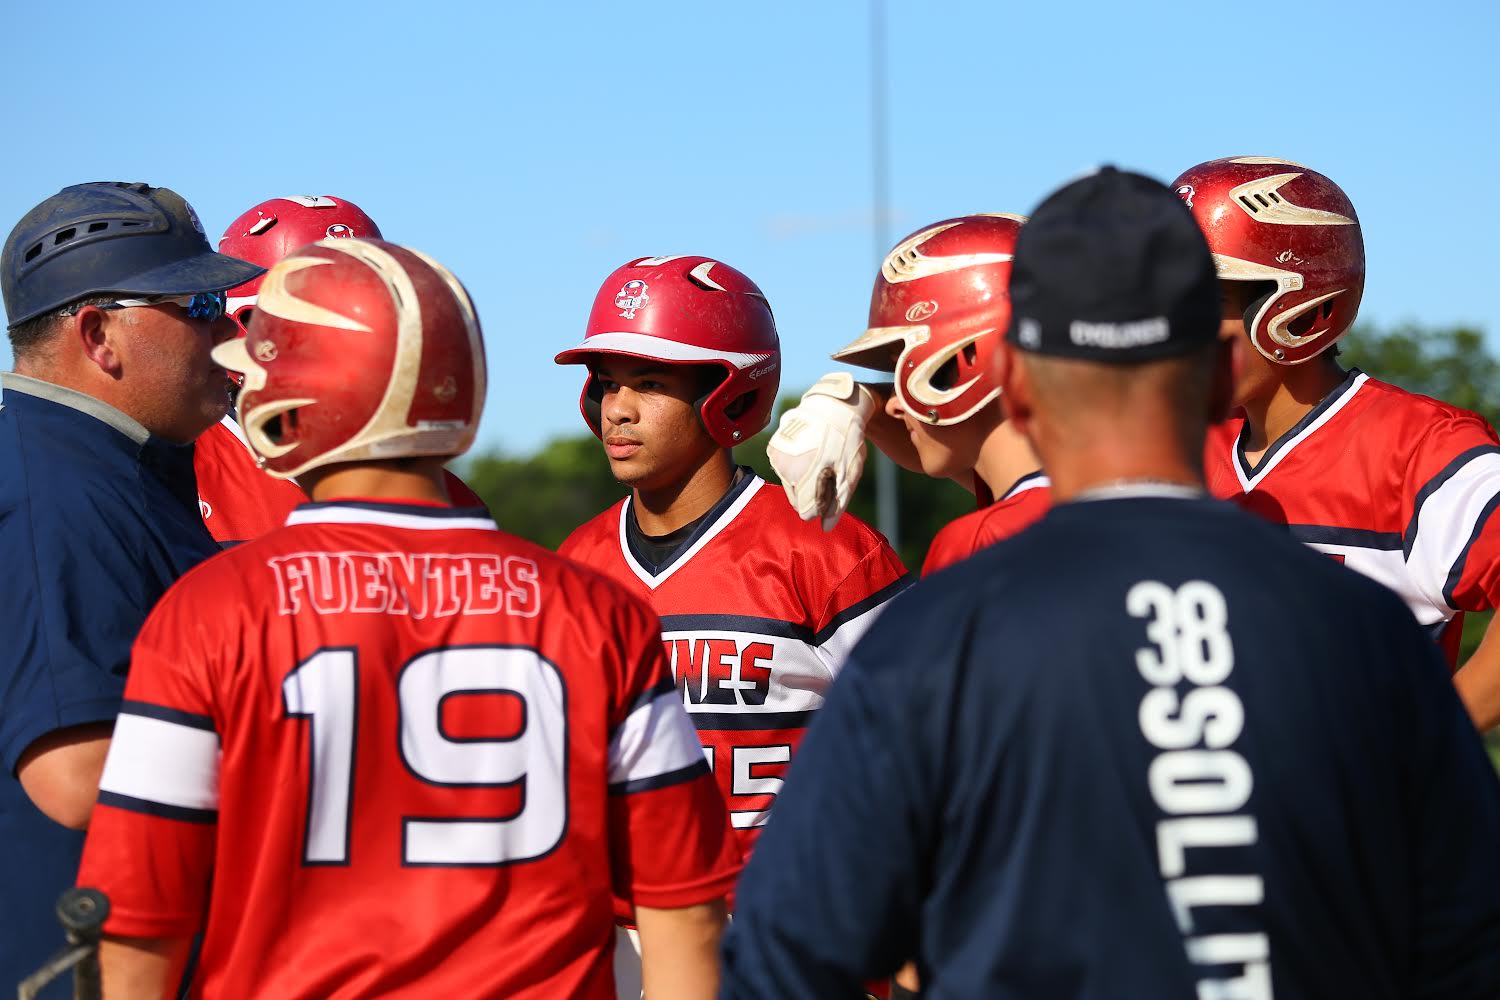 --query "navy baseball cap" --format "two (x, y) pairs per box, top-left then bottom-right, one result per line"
(2, 182), (265, 328)
(1005, 167), (1219, 363)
